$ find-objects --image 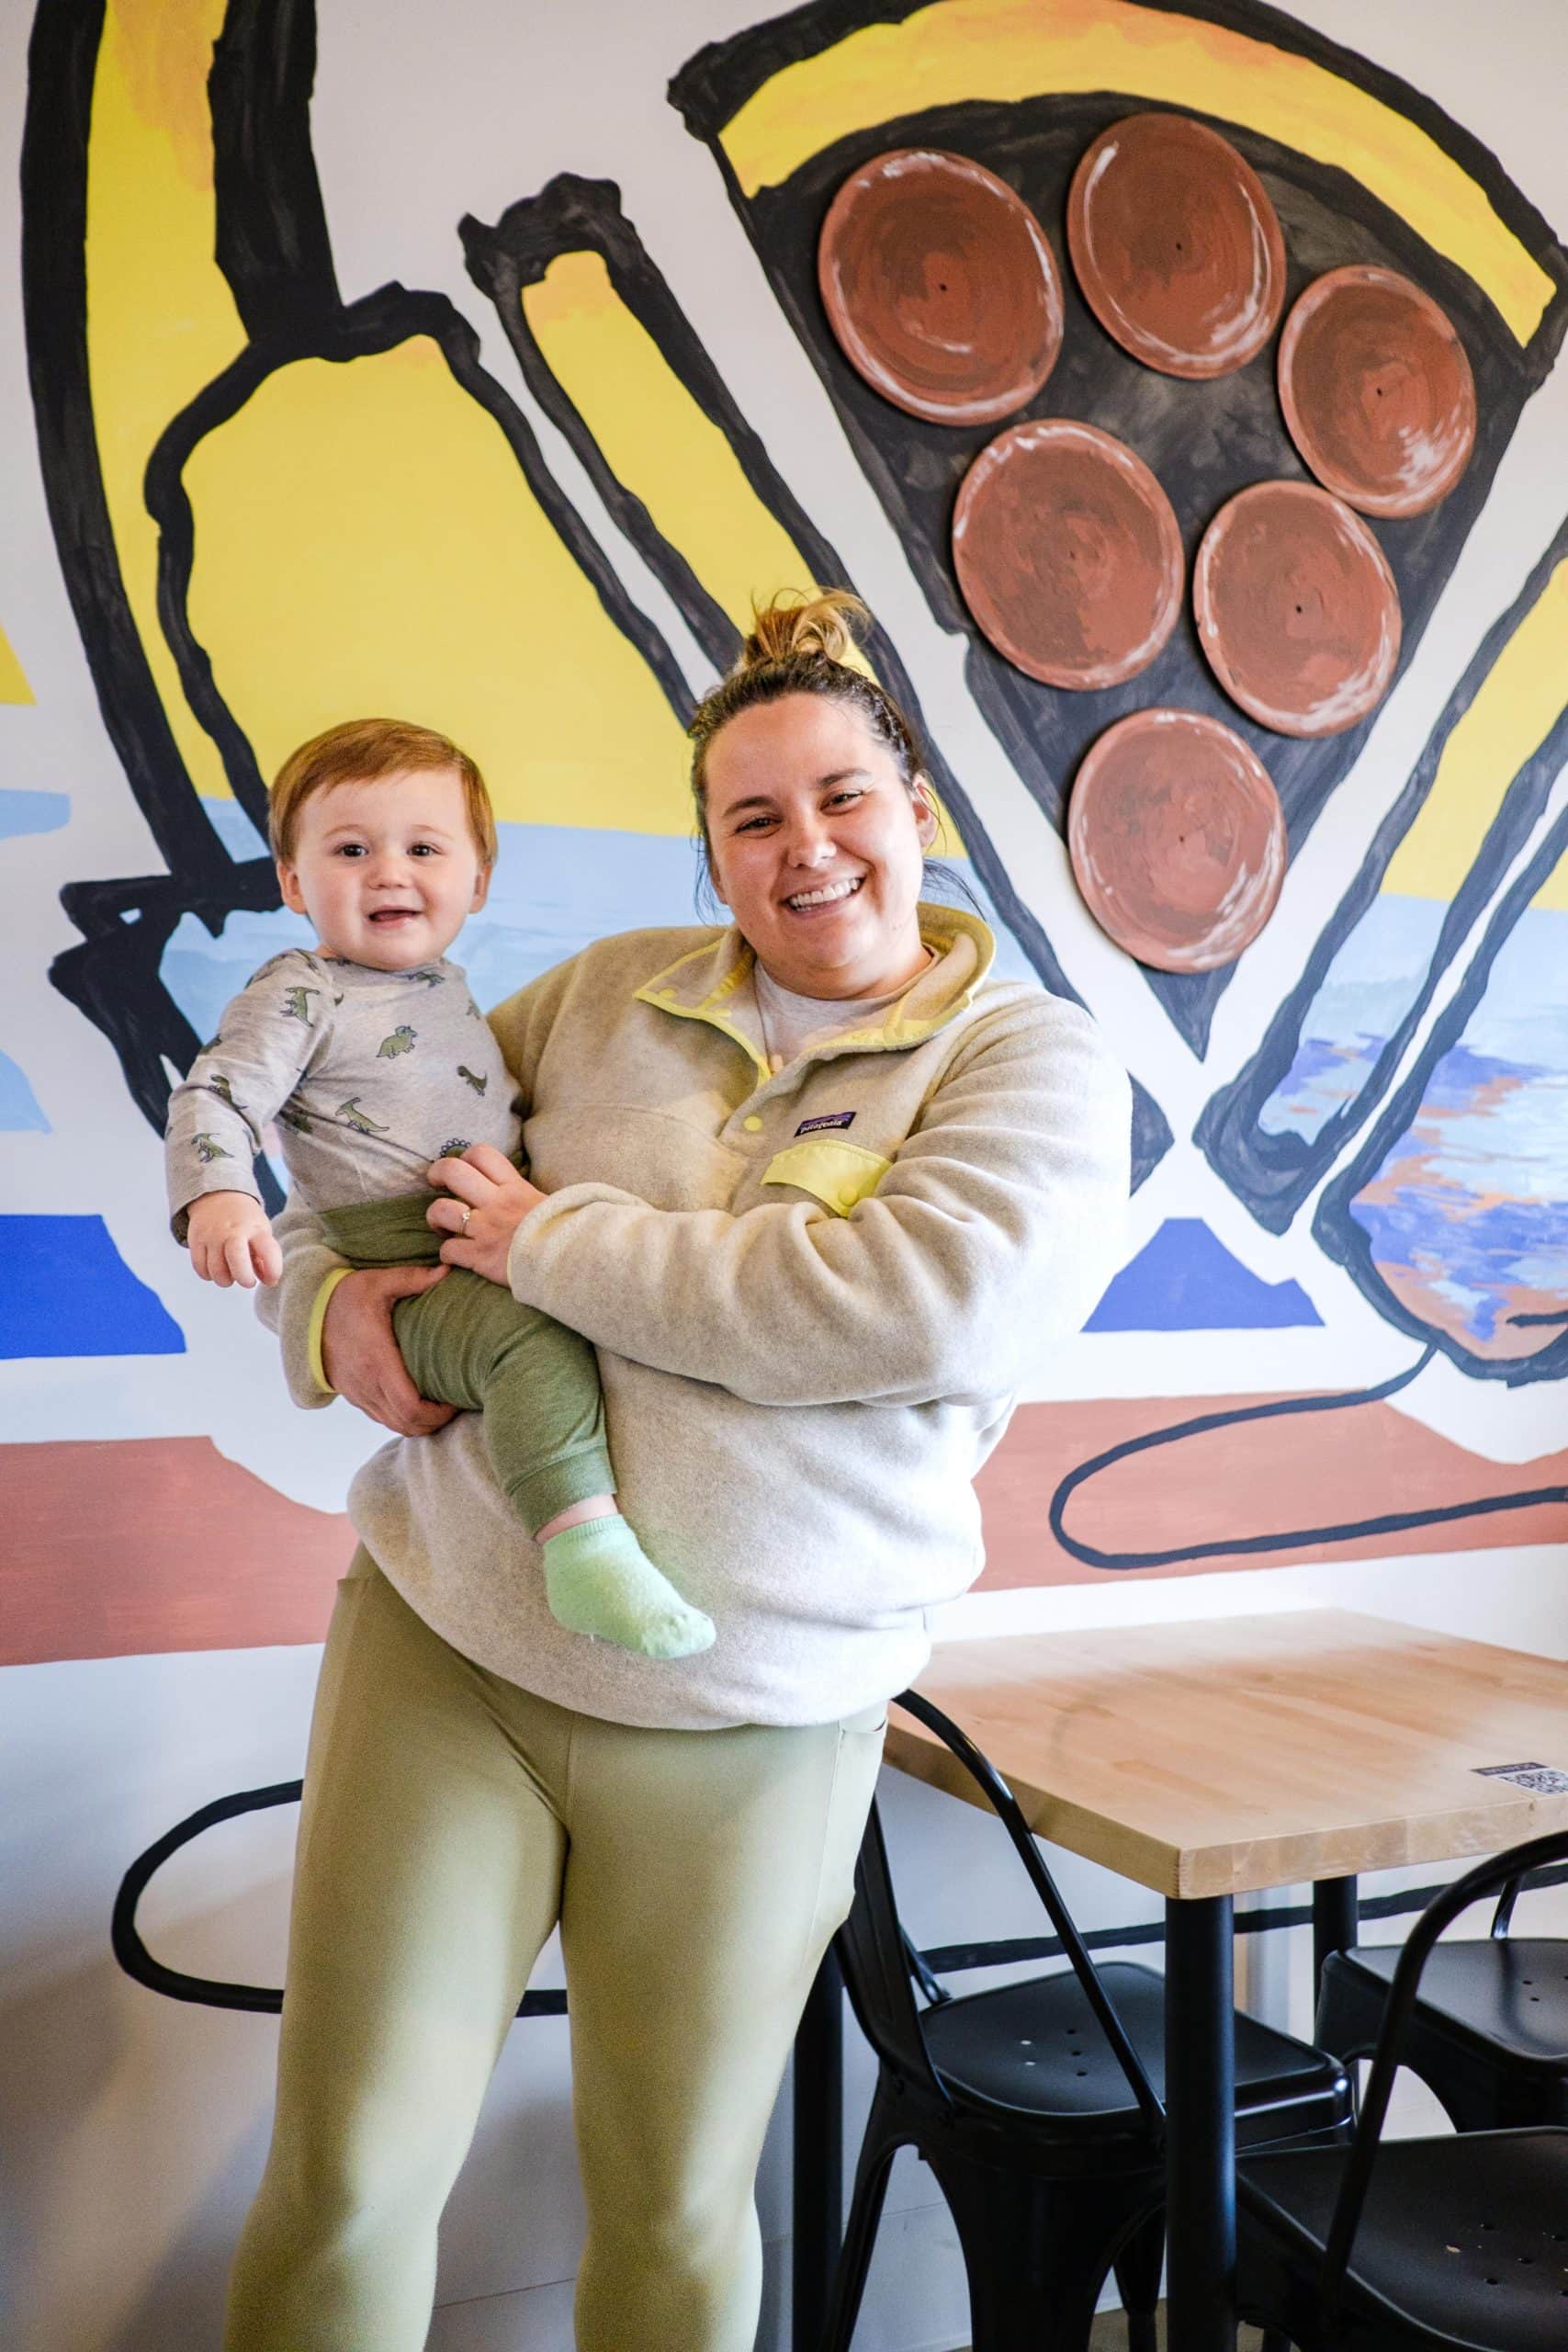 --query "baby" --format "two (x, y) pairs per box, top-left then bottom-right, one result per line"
(165, 717), (715, 1662)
